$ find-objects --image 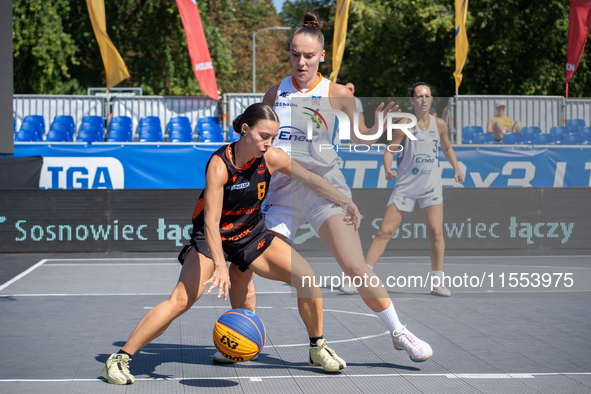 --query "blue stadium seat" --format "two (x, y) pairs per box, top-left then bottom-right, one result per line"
(169, 116), (191, 127)
(198, 116), (221, 136)
(140, 116), (161, 126)
(24, 115), (46, 138)
(77, 123), (104, 142)
(533, 133), (554, 145)
(549, 126), (567, 144)
(199, 129), (224, 143)
(19, 121), (44, 139)
(53, 115), (75, 136)
(472, 132), (494, 144)
(107, 127), (132, 142)
(563, 132), (581, 145)
(14, 128), (39, 142)
(578, 127), (591, 145)
(111, 116), (132, 125)
(45, 128), (71, 142)
(169, 129), (193, 142)
(461, 126), (483, 144)
(566, 118), (586, 132)
(502, 132), (523, 145)
(227, 125), (241, 142)
(139, 125), (163, 142)
(521, 126), (541, 144)
(82, 115), (104, 126)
